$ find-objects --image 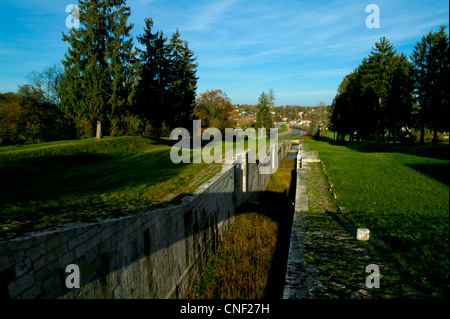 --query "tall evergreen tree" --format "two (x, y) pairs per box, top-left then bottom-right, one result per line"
(256, 90), (274, 137)
(167, 30), (198, 131)
(384, 54), (414, 142)
(60, 0), (137, 139)
(331, 69), (376, 141)
(331, 38), (413, 143)
(411, 26), (449, 144)
(136, 22), (198, 136)
(361, 37), (397, 142)
(136, 18), (171, 137)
